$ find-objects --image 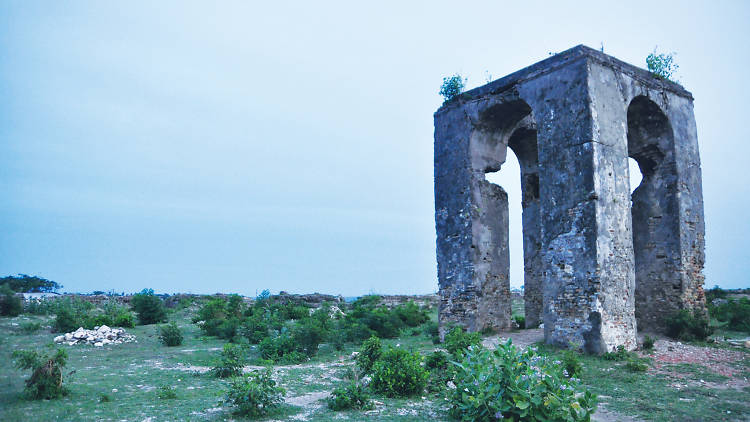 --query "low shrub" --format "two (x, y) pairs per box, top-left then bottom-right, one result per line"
(12, 348), (69, 400)
(665, 309), (713, 341)
(0, 285), (23, 316)
(259, 332), (306, 364)
(355, 336), (382, 375)
(98, 393), (111, 403)
(424, 350), (449, 371)
(326, 382), (374, 411)
(158, 322), (184, 347)
(370, 347), (428, 397)
(394, 301), (428, 327)
(602, 345), (630, 361)
(561, 349), (583, 377)
(444, 326), (482, 358)
(20, 321), (42, 334)
(513, 315), (526, 329)
(114, 312), (136, 328)
(292, 317), (326, 357)
(423, 320), (439, 344)
(157, 385), (178, 399)
(449, 340), (597, 421)
(211, 343), (246, 378)
(625, 358), (649, 372)
(130, 289), (167, 325)
(642, 335), (655, 351)
(223, 368), (285, 418)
